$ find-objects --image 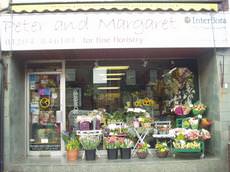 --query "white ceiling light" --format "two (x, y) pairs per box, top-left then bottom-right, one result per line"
(103, 78), (122, 81)
(97, 87), (120, 90)
(95, 66), (129, 70)
(100, 73), (125, 76)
